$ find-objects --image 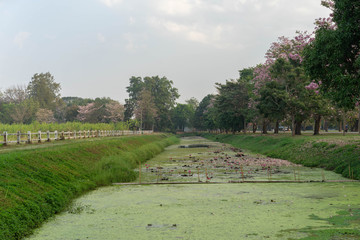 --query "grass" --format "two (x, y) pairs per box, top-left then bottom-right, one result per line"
(0, 134), (179, 240)
(197, 133), (360, 180)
